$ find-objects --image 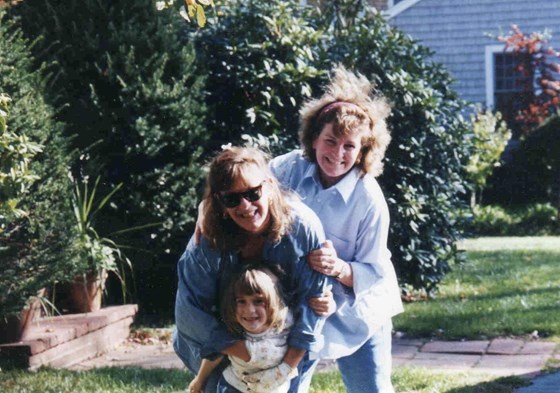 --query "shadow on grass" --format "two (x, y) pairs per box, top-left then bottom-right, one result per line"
(83, 366), (191, 386)
(446, 375), (530, 393)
